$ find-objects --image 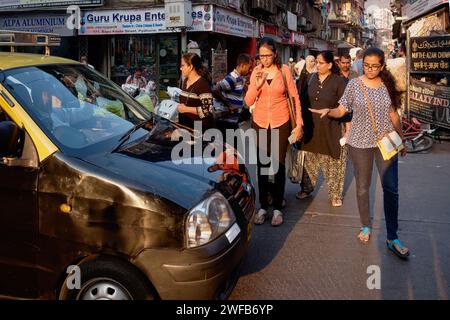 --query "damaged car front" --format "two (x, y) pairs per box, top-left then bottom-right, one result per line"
(0, 60), (255, 300)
